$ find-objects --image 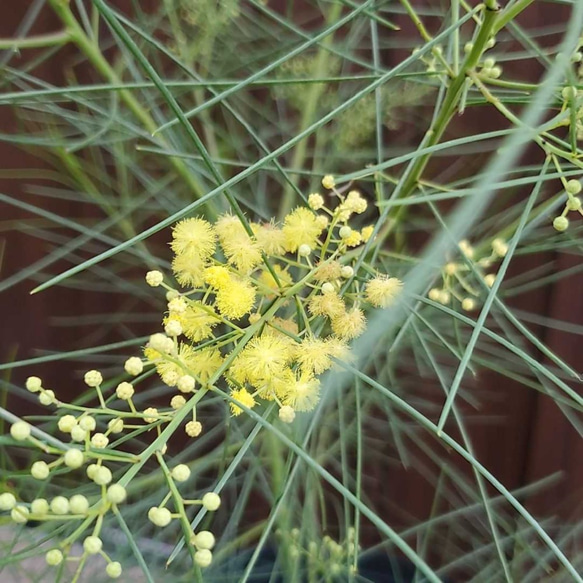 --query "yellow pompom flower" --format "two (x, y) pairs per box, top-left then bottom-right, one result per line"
(189, 347), (224, 383)
(216, 215), (262, 272)
(230, 335), (296, 387)
(282, 208), (323, 253)
(172, 252), (207, 288)
(170, 218), (216, 259)
(204, 265), (231, 289)
(331, 307), (366, 340)
(229, 388), (256, 416)
(178, 302), (220, 342)
(345, 190), (368, 214)
(344, 231), (362, 247)
(215, 277), (256, 320)
(313, 261), (343, 282)
(253, 222), (287, 256)
(295, 337), (347, 374)
(365, 276), (403, 308)
(308, 291), (345, 319)
(276, 369), (320, 412)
